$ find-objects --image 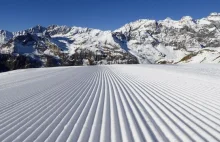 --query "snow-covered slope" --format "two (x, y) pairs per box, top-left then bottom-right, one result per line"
(1, 12), (220, 65)
(0, 65), (220, 142)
